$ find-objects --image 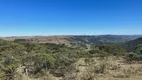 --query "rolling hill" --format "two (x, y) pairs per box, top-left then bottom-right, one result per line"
(122, 37), (142, 52)
(0, 35), (141, 47)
